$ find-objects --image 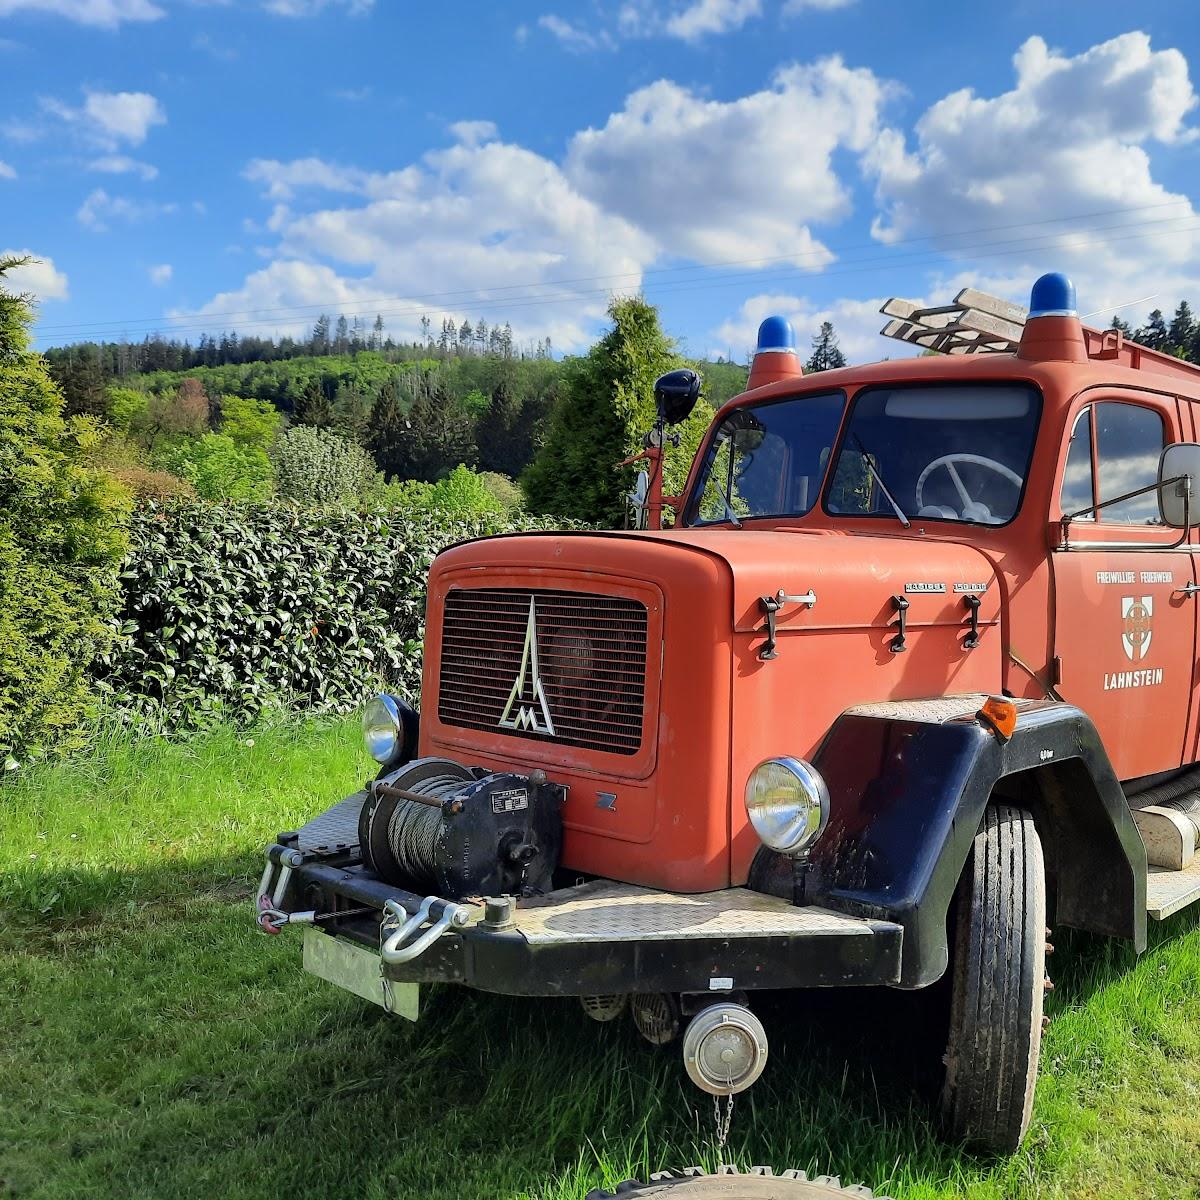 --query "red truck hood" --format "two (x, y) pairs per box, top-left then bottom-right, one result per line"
(536, 526), (1002, 641)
